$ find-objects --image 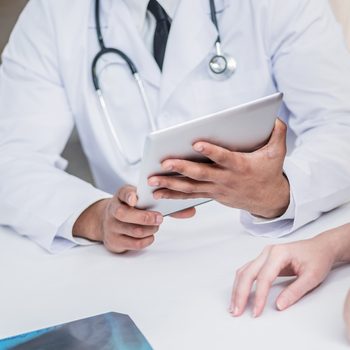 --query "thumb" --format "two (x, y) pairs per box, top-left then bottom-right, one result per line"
(276, 273), (318, 311)
(266, 118), (287, 159)
(117, 185), (138, 207)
